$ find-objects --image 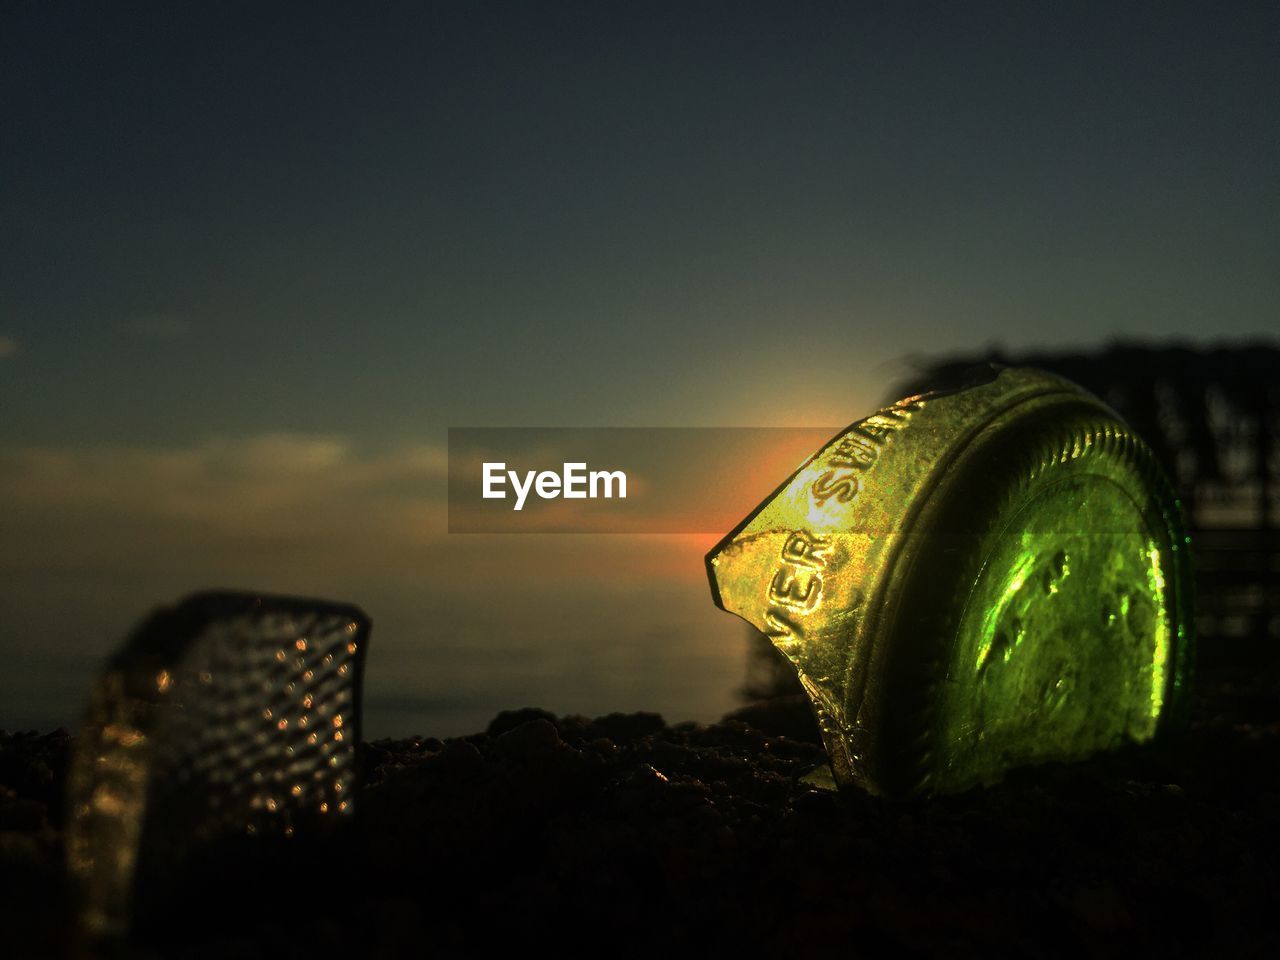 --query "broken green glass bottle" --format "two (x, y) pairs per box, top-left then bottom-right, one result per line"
(706, 367), (1193, 797)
